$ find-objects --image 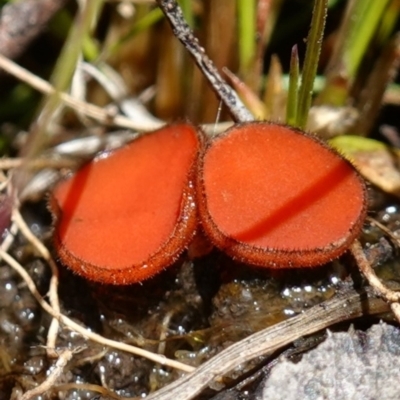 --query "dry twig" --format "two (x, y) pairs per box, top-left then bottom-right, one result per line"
(0, 248), (195, 373)
(0, 0), (67, 60)
(0, 53), (164, 132)
(0, 157), (77, 170)
(20, 348), (78, 400)
(351, 239), (400, 322)
(0, 53), (232, 135)
(20, 348), (88, 400)
(146, 286), (387, 400)
(155, 0), (254, 123)
(12, 208), (61, 357)
(367, 217), (400, 247)
(54, 383), (122, 399)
